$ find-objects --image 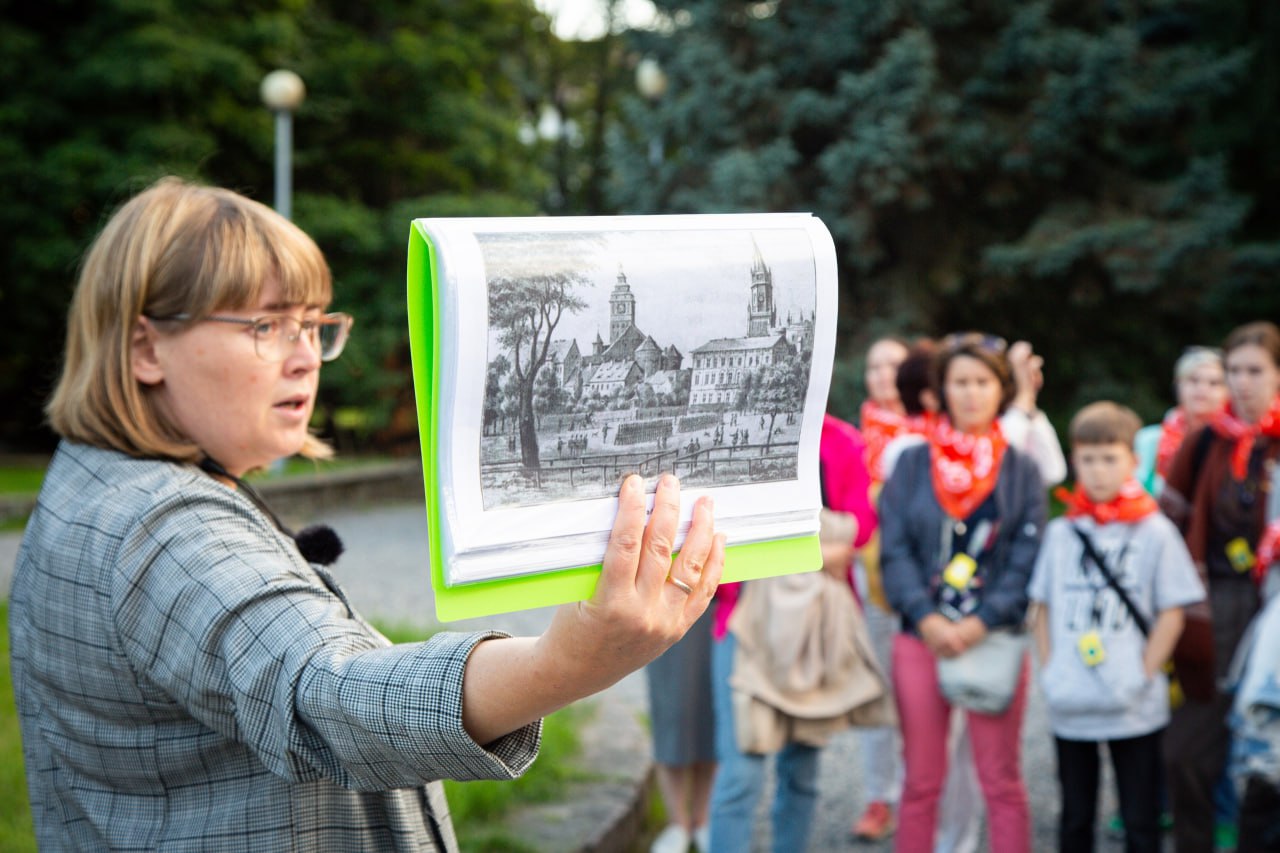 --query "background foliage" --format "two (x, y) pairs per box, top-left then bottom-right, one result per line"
(0, 0), (561, 449)
(607, 0), (1280, 425)
(0, 0), (1277, 450)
